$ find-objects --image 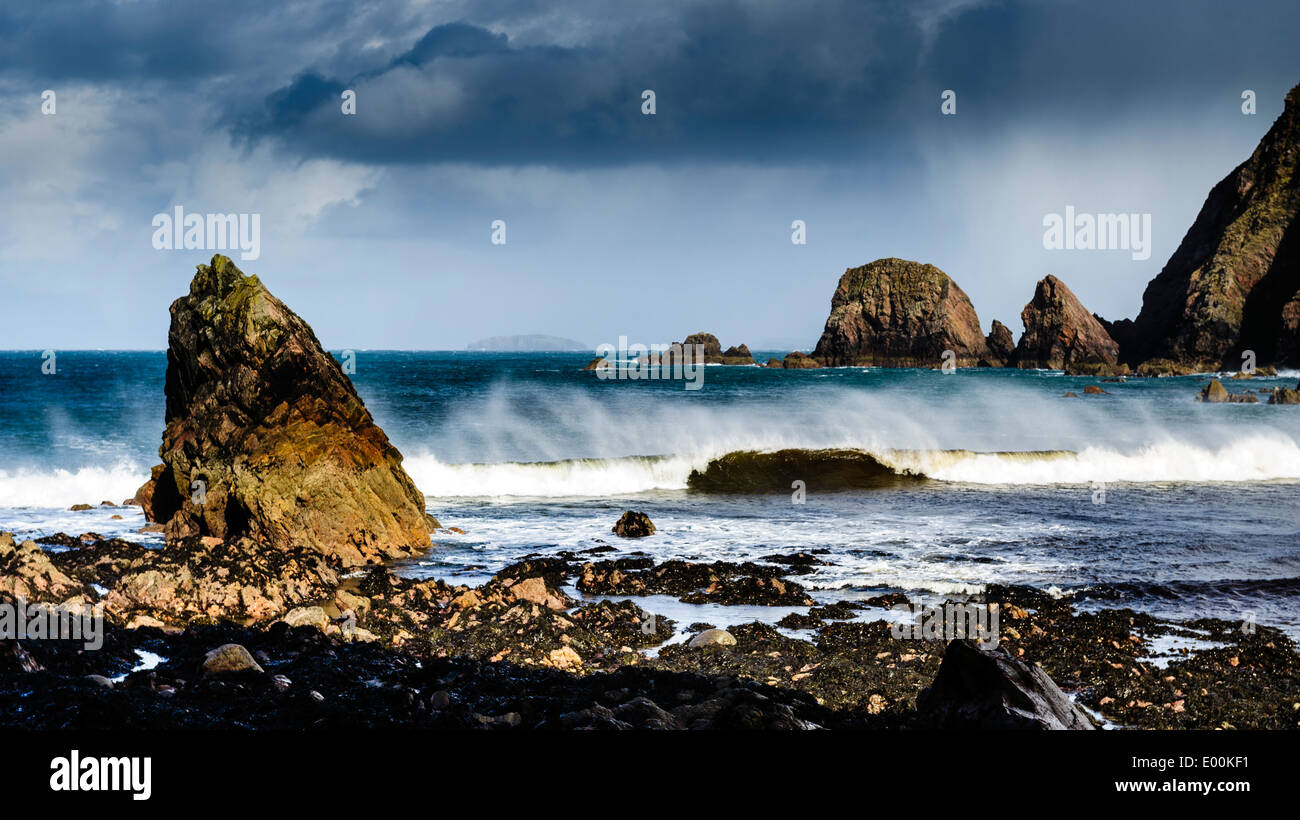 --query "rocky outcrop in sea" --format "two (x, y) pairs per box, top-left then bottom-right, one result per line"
(810, 258), (990, 368)
(1014, 275), (1120, 369)
(135, 255), (436, 567)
